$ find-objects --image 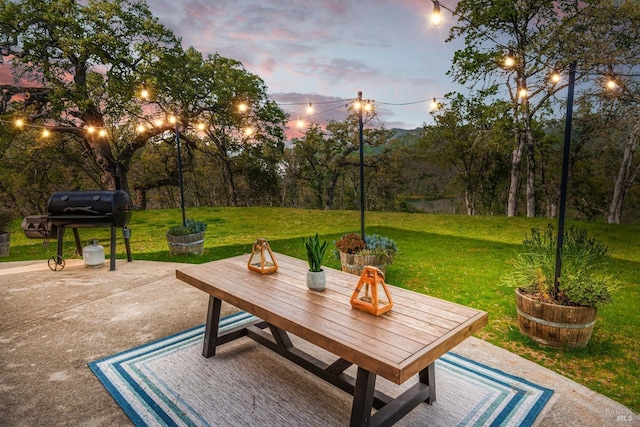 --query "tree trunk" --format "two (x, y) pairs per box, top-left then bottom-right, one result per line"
(507, 132), (525, 216)
(523, 110), (536, 218)
(135, 188), (147, 210)
(608, 122), (640, 224)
